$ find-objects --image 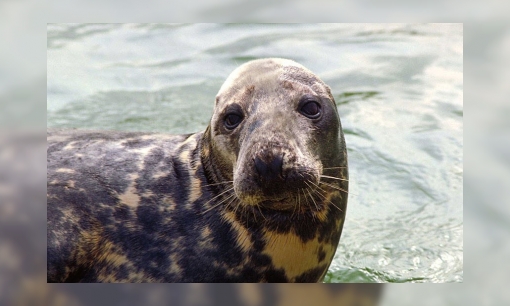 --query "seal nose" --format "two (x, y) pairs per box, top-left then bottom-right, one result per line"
(254, 154), (284, 181)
